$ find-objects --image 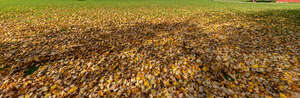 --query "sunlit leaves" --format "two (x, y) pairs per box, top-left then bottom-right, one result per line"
(68, 86), (78, 94)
